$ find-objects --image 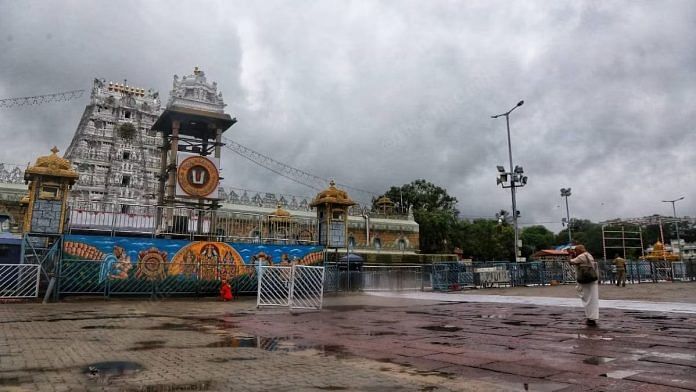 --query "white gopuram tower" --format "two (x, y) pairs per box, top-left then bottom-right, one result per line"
(64, 79), (162, 210)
